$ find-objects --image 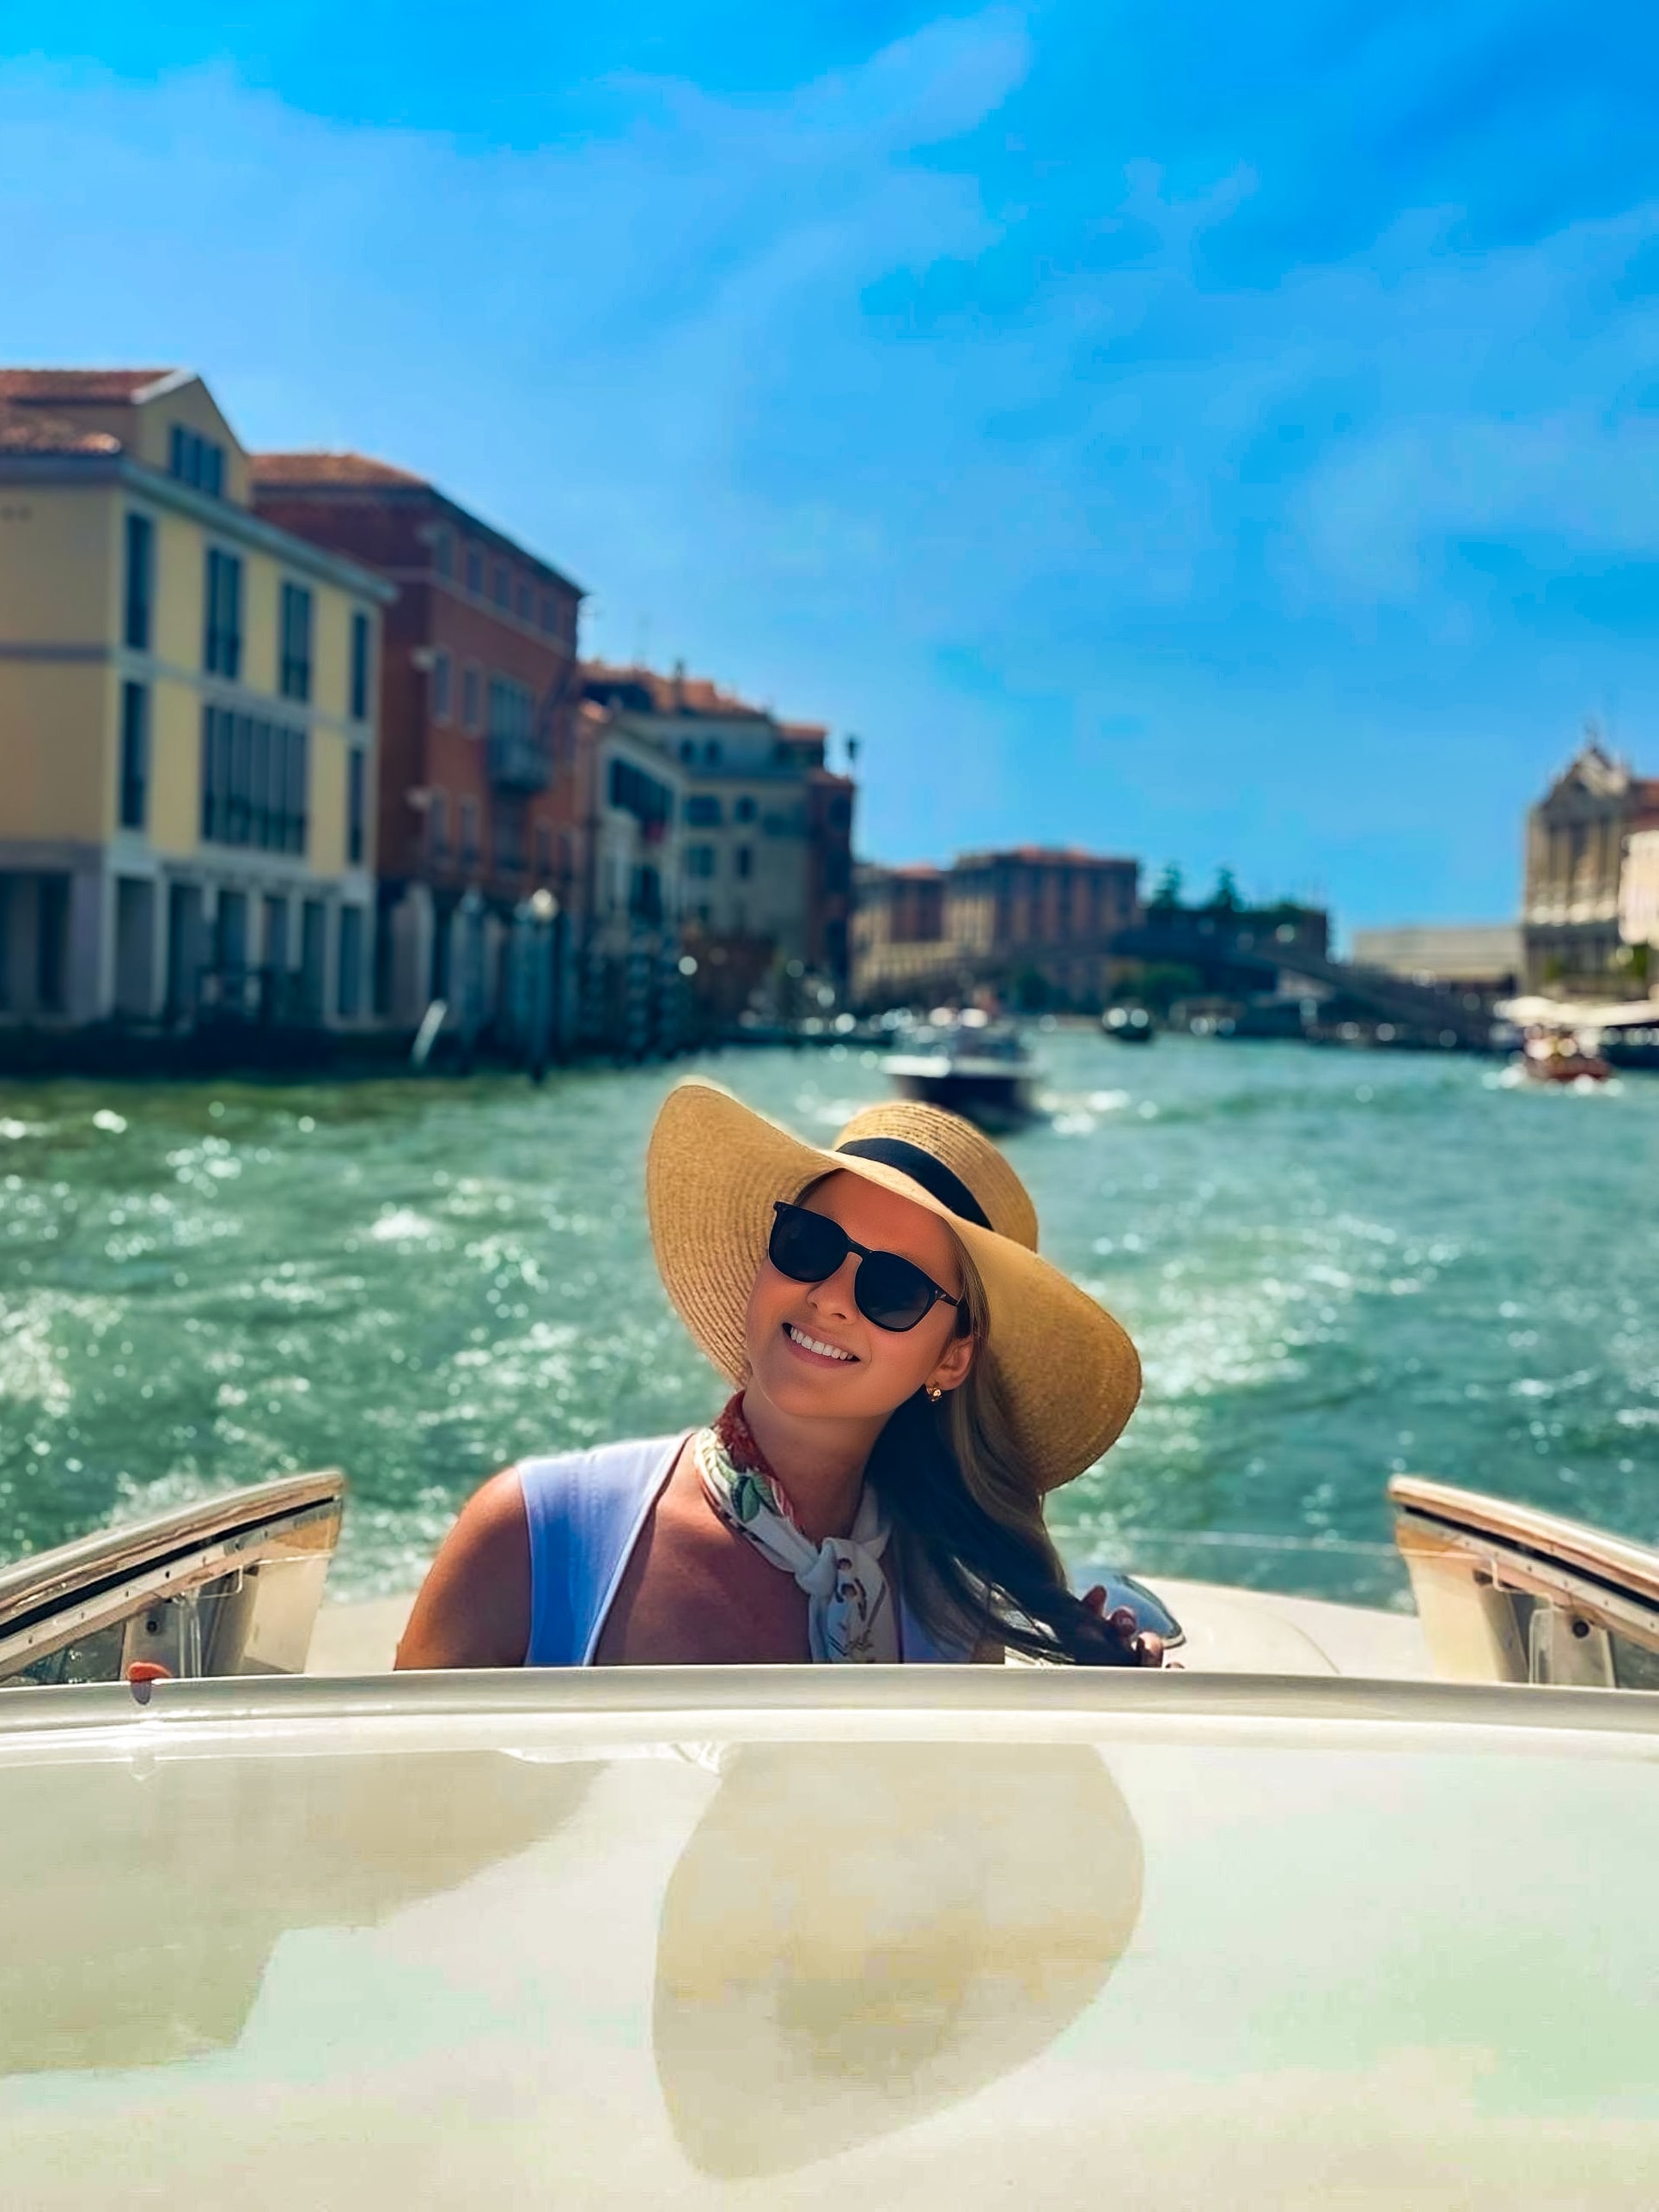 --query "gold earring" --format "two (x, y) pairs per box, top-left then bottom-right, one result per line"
(926, 1383), (943, 1403)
